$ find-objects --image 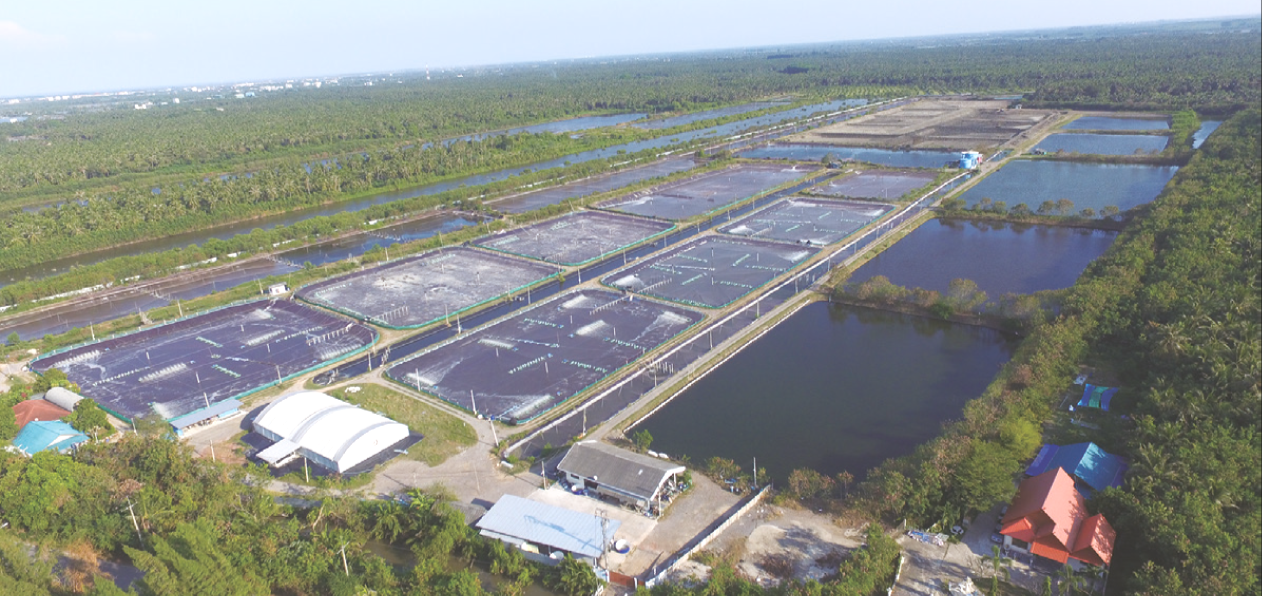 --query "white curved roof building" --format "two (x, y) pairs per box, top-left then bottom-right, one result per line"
(252, 391), (410, 473)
